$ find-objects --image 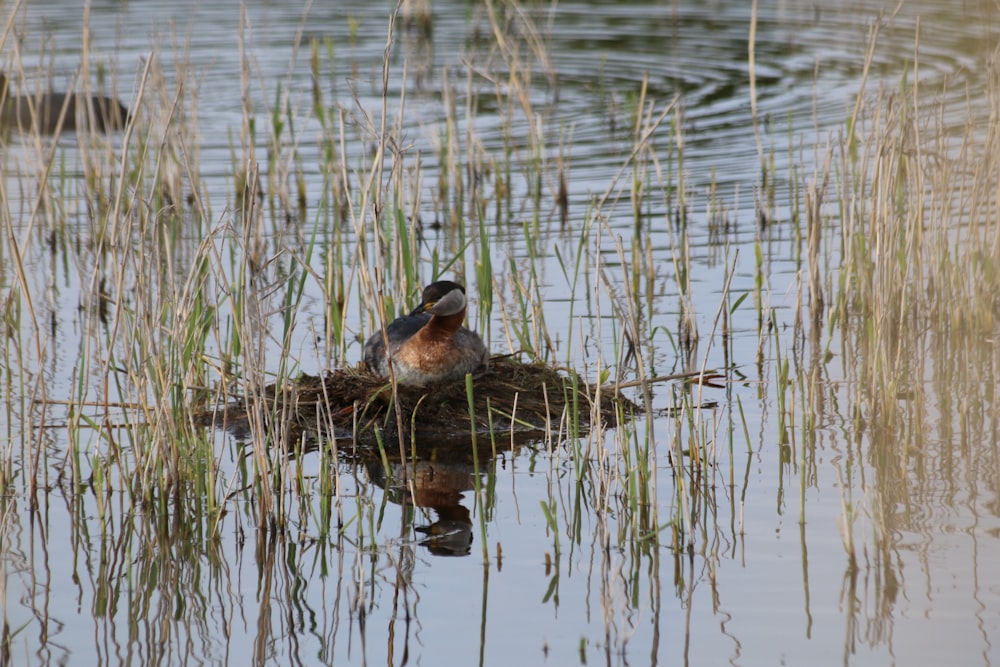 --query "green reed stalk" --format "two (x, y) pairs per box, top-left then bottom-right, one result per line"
(466, 373), (489, 563)
(475, 207), (493, 338)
